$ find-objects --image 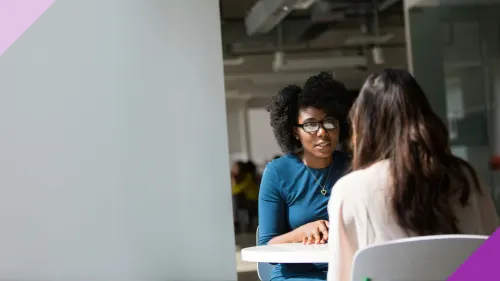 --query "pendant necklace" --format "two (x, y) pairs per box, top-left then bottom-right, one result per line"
(305, 161), (333, 196)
